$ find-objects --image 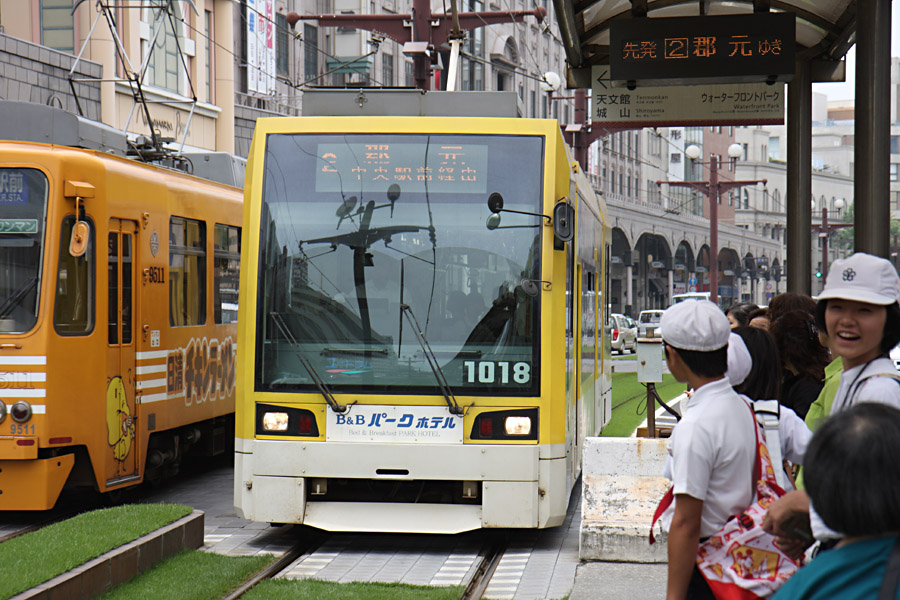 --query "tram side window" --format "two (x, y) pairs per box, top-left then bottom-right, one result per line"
(169, 217), (206, 326)
(54, 217), (94, 334)
(214, 224), (240, 324)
